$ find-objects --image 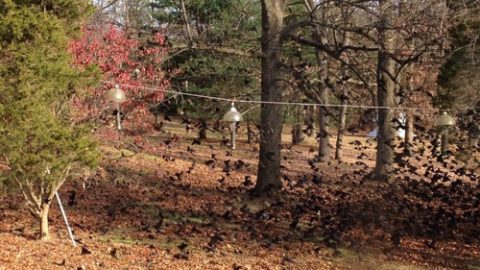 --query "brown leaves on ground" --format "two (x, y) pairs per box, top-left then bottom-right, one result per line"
(0, 126), (479, 270)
